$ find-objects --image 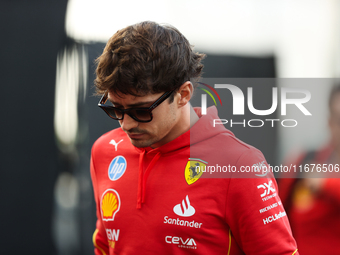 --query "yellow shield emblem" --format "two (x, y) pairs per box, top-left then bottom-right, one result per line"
(185, 158), (208, 185)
